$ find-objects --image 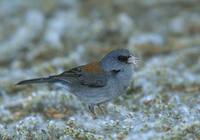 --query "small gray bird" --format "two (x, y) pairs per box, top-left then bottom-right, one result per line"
(17, 49), (138, 118)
